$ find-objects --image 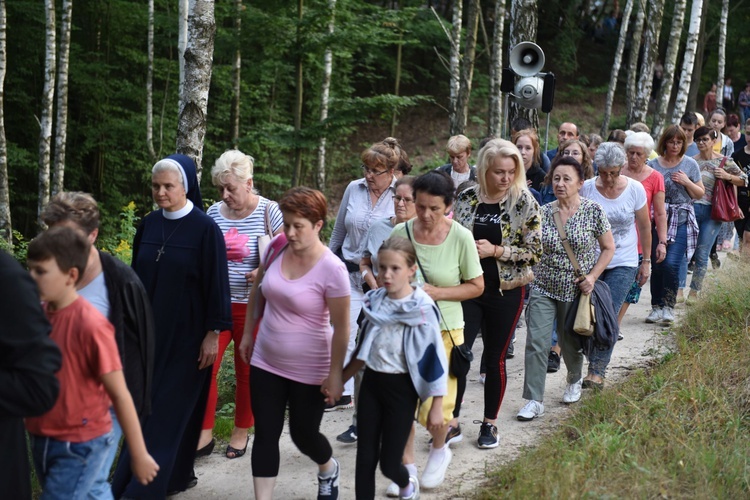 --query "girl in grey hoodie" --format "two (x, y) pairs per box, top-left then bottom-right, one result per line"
(340, 237), (448, 500)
